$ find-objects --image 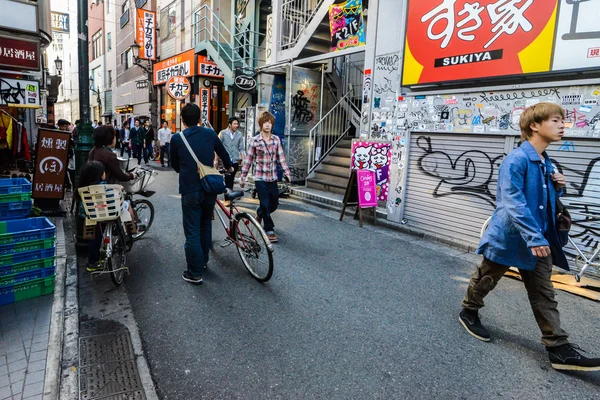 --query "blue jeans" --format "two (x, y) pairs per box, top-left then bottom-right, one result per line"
(181, 190), (216, 276)
(255, 181), (279, 233)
